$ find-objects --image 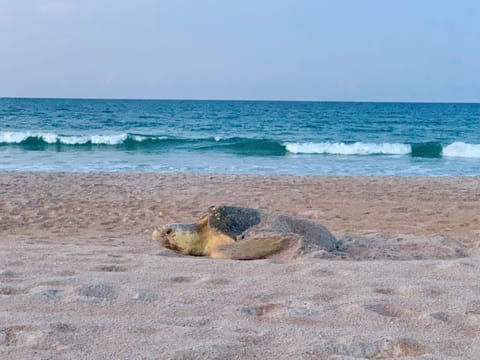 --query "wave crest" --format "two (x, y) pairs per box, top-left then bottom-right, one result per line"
(285, 142), (411, 155)
(443, 142), (480, 158)
(0, 131), (131, 145)
(1, 131), (479, 158)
